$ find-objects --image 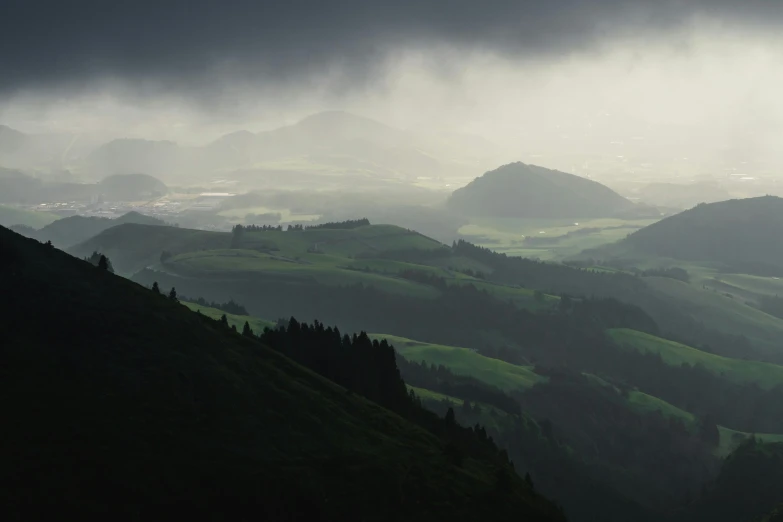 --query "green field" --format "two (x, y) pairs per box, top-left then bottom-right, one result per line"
(458, 217), (659, 261)
(155, 224), (558, 308)
(627, 390), (697, 425)
(608, 328), (783, 390)
(0, 204), (59, 228)
(702, 272), (783, 303)
(372, 334), (546, 392)
(240, 224), (444, 256)
(182, 301), (275, 333)
(168, 249), (440, 298)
